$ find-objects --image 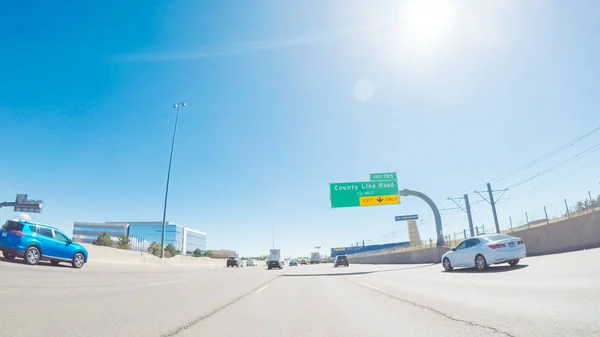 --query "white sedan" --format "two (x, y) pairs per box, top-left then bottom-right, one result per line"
(442, 234), (526, 272)
(246, 259), (257, 266)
